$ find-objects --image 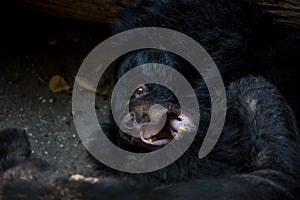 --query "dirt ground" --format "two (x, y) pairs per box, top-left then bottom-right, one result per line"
(0, 4), (113, 176)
